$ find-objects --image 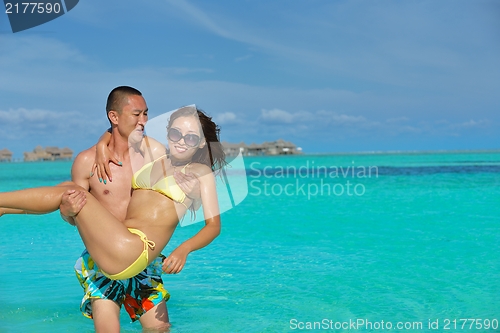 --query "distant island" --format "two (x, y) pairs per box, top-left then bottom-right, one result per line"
(0, 146), (73, 162)
(222, 139), (302, 156)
